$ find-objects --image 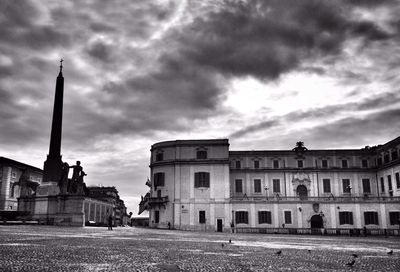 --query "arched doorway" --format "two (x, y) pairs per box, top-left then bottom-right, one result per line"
(297, 185), (308, 200)
(310, 215), (323, 228)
